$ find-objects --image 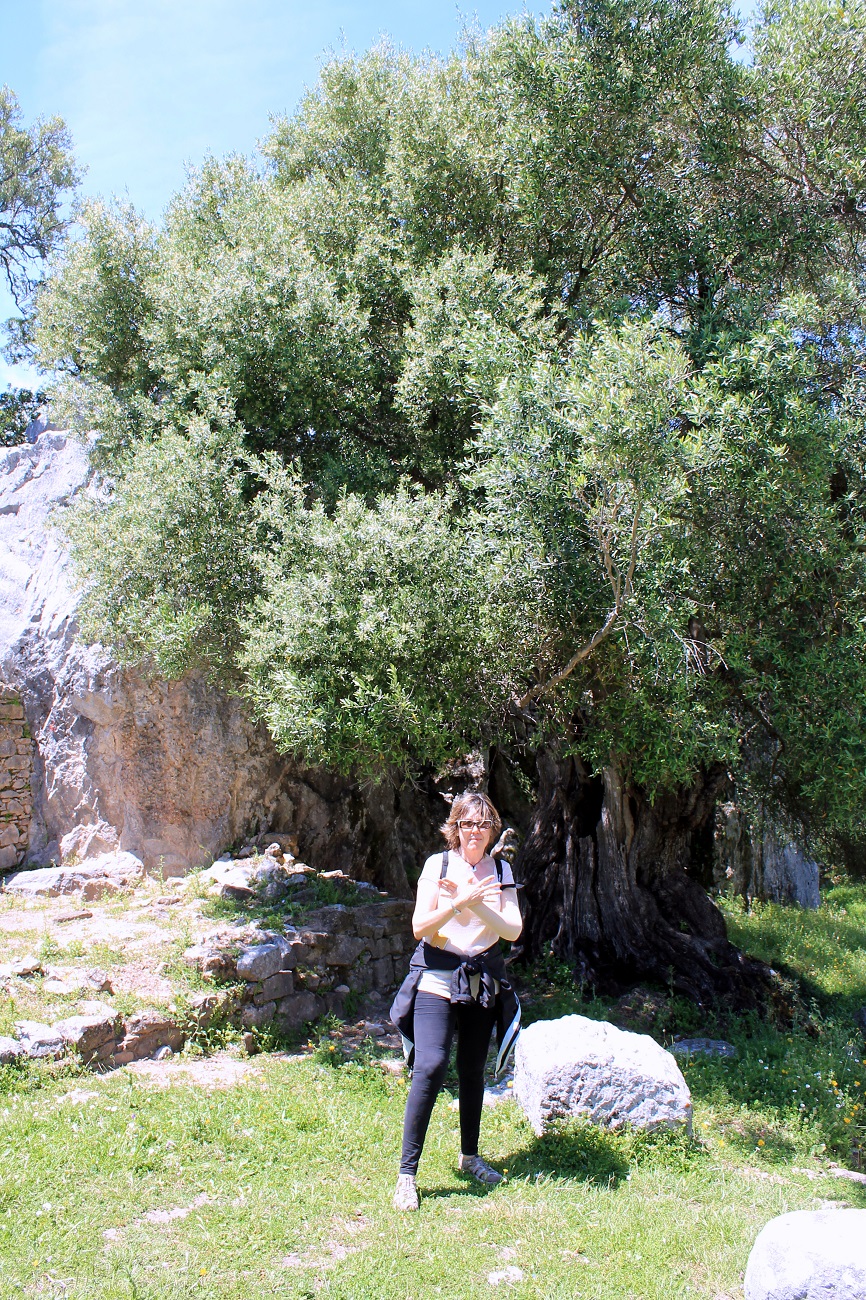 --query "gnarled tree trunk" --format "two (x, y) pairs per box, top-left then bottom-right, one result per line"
(515, 749), (772, 1008)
